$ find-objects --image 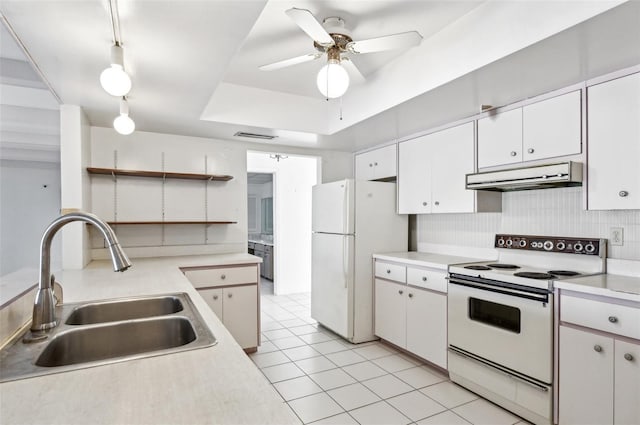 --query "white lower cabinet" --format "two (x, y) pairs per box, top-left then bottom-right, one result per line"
(558, 291), (640, 425)
(184, 264), (260, 351)
(374, 261), (448, 369)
